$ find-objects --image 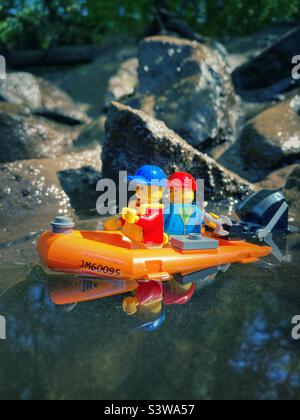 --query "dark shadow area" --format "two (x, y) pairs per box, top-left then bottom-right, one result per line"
(232, 27), (300, 101)
(58, 166), (102, 214)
